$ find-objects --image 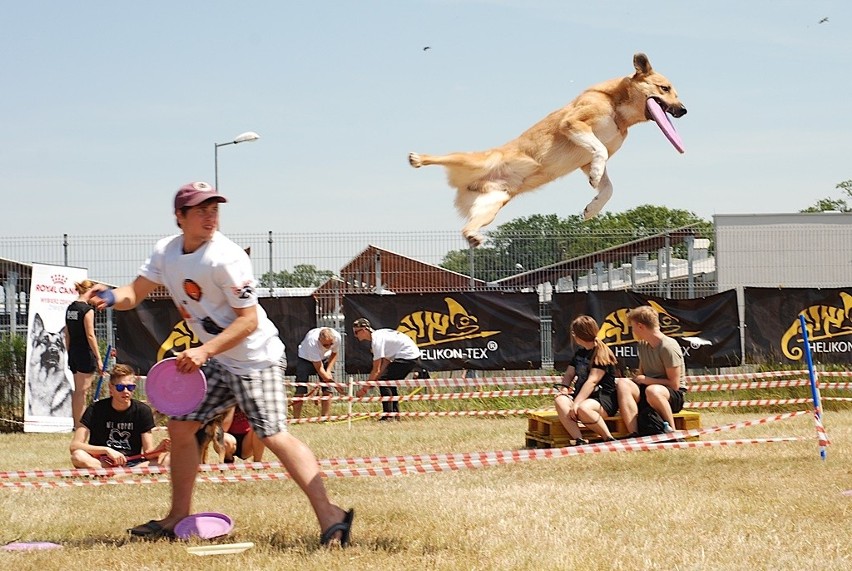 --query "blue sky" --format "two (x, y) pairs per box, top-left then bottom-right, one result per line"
(3, 1), (850, 240)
